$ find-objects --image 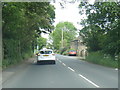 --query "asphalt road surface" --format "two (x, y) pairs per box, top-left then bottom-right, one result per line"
(2, 54), (118, 88)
